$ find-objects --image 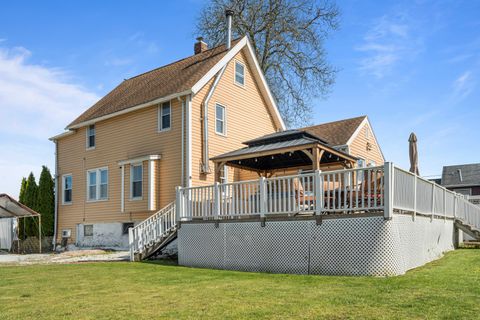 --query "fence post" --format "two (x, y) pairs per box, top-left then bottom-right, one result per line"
(214, 182), (220, 219)
(314, 169), (322, 215)
(413, 175), (417, 221)
(443, 188), (447, 221)
(383, 162), (393, 220)
(128, 227), (134, 262)
(259, 177), (266, 218)
(431, 184), (435, 221)
(453, 196), (457, 219)
(175, 186), (182, 221)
